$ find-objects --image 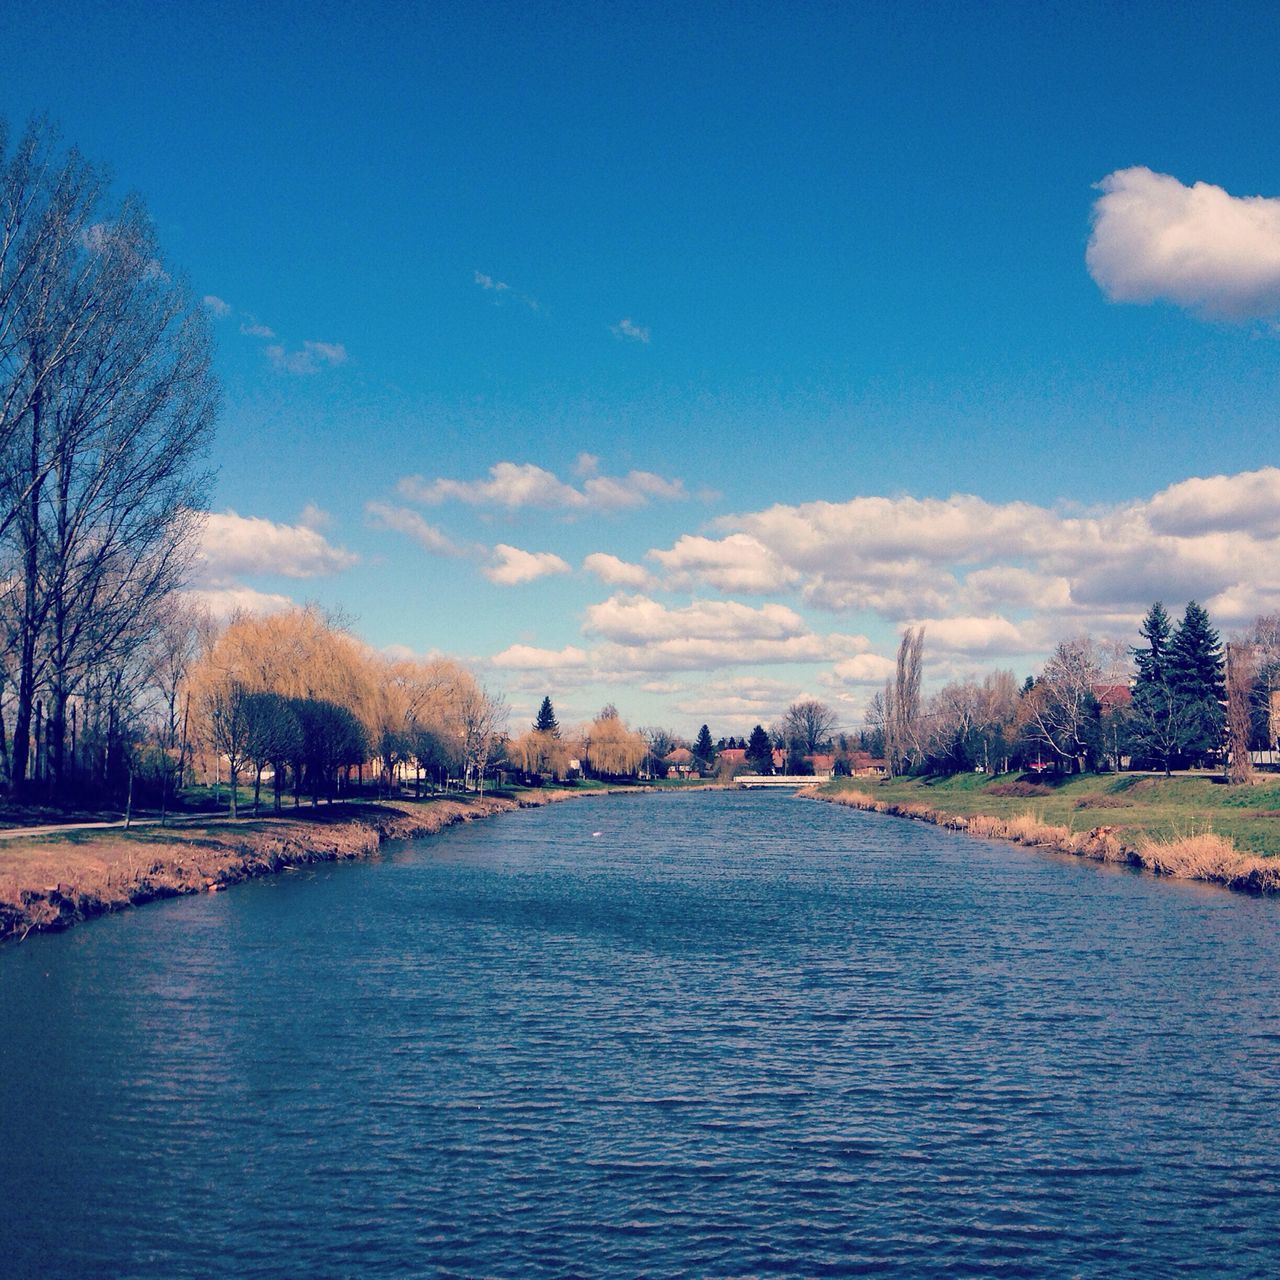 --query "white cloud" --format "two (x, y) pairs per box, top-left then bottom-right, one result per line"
(266, 340), (348, 374)
(827, 654), (898, 685)
(198, 510), (359, 582)
(1145, 467), (1280, 536)
(671, 675), (807, 724)
(575, 593), (871, 672)
(611, 317), (650, 343)
(584, 594), (812, 645)
(484, 544), (572, 586)
(240, 318), (276, 339)
(1087, 167), (1280, 320)
(638, 466), (1280, 641)
(203, 295), (231, 318)
(582, 552), (655, 589)
(398, 460), (689, 513)
(186, 585), (295, 618)
(491, 644), (591, 671)
(651, 533), (800, 594)
(912, 615), (1040, 656)
(365, 501), (464, 557)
